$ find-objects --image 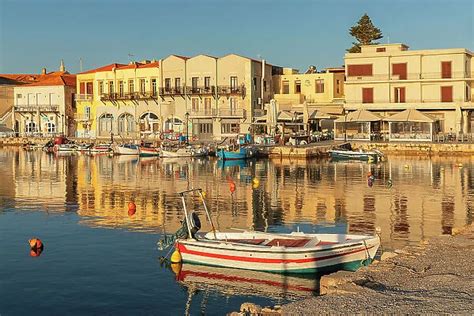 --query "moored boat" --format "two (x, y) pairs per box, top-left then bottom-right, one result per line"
(53, 143), (79, 152)
(139, 146), (160, 157)
(160, 146), (207, 158)
(90, 143), (112, 154)
(328, 148), (384, 162)
(159, 189), (381, 274)
(216, 146), (256, 160)
(114, 143), (140, 155)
